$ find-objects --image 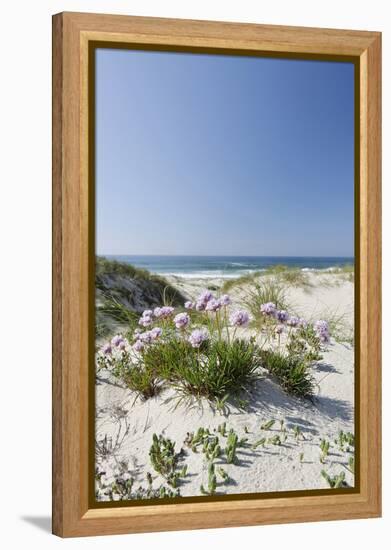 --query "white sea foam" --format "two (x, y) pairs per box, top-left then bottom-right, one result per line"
(160, 266), (349, 280)
(157, 269), (258, 280)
